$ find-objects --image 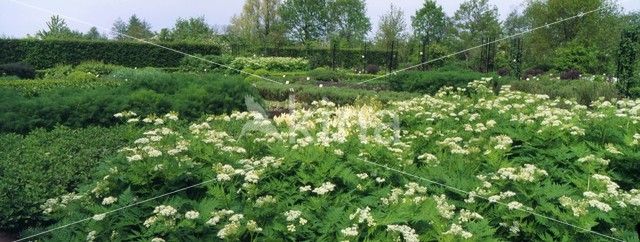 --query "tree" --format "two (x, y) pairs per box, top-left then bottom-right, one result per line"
(524, 0), (621, 71)
(112, 15), (154, 40)
(453, 0), (501, 70)
(326, 0), (371, 46)
(171, 17), (215, 42)
(412, 0), (448, 69)
(375, 4), (406, 71)
(228, 0), (285, 49)
(85, 27), (107, 40)
(280, 0), (328, 46)
(503, 9), (528, 36)
(36, 15), (84, 39)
